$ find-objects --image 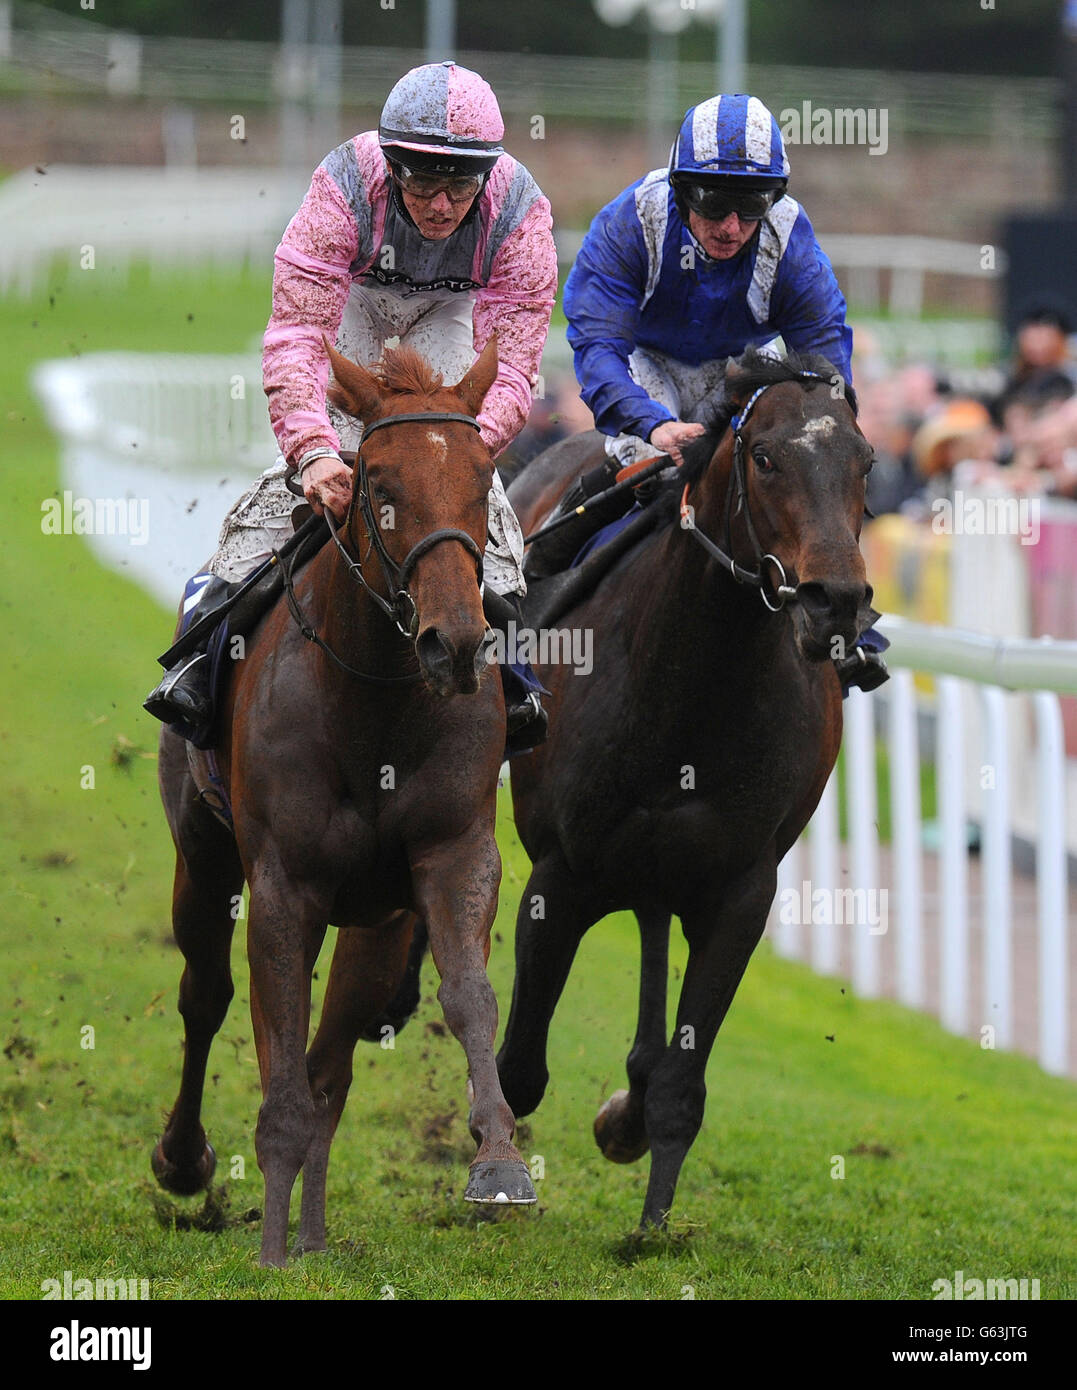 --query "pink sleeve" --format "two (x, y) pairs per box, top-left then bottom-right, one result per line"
(262, 168), (359, 468)
(472, 197), (558, 458)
